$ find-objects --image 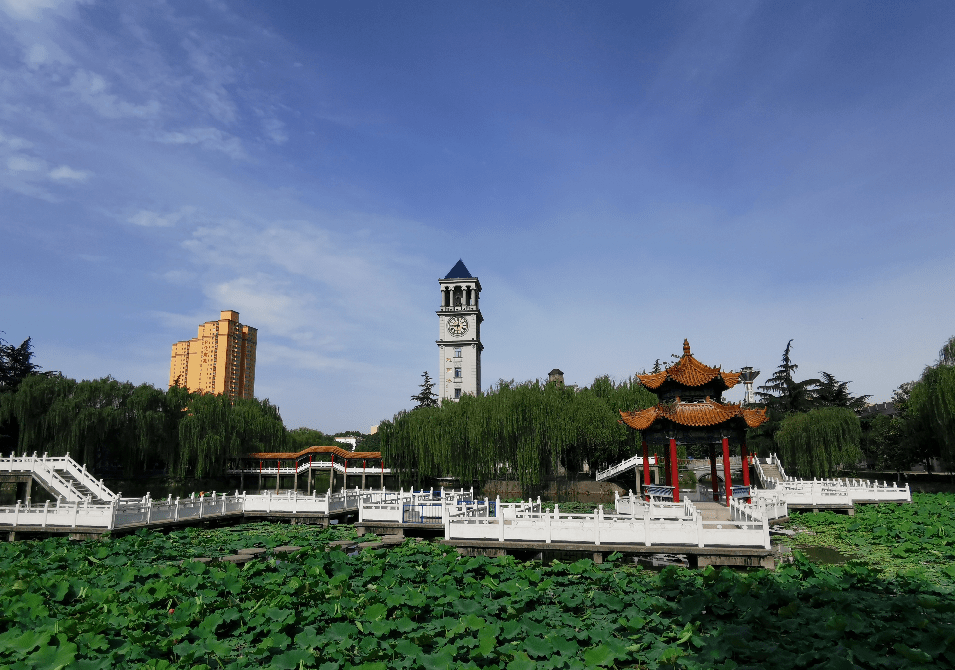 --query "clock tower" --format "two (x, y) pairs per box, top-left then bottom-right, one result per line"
(437, 260), (483, 402)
